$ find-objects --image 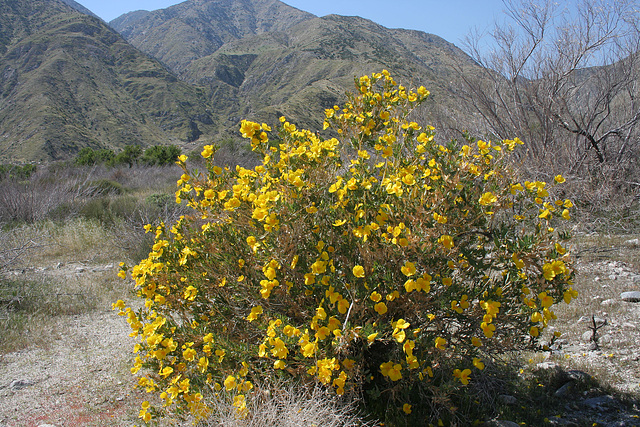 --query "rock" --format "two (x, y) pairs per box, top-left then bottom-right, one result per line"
(581, 331), (593, 342)
(582, 395), (616, 409)
(536, 361), (560, 371)
(486, 421), (520, 427)
(566, 370), (591, 382)
(9, 379), (34, 390)
(598, 334), (612, 345)
(497, 394), (517, 405)
(622, 322), (636, 330)
(620, 291), (640, 302)
(554, 381), (574, 397)
(609, 274), (618, 280)
(601, 298), (617, 306)
(624, 238), (639, 247)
